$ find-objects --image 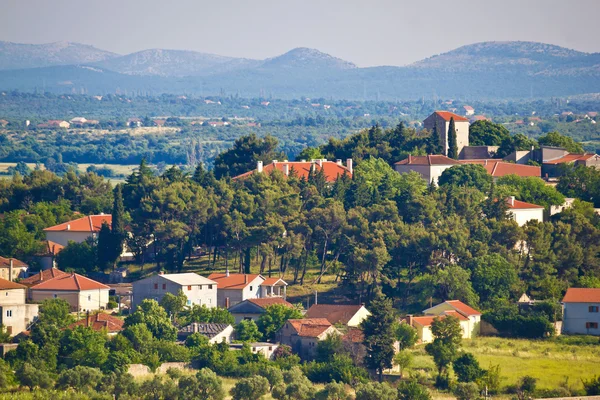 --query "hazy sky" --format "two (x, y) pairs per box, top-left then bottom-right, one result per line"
(2, 0), (600, 67)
